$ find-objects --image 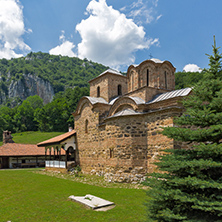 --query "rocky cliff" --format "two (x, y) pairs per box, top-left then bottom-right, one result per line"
(0, 52), (109, 106)
(1, 74), (54, 105)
